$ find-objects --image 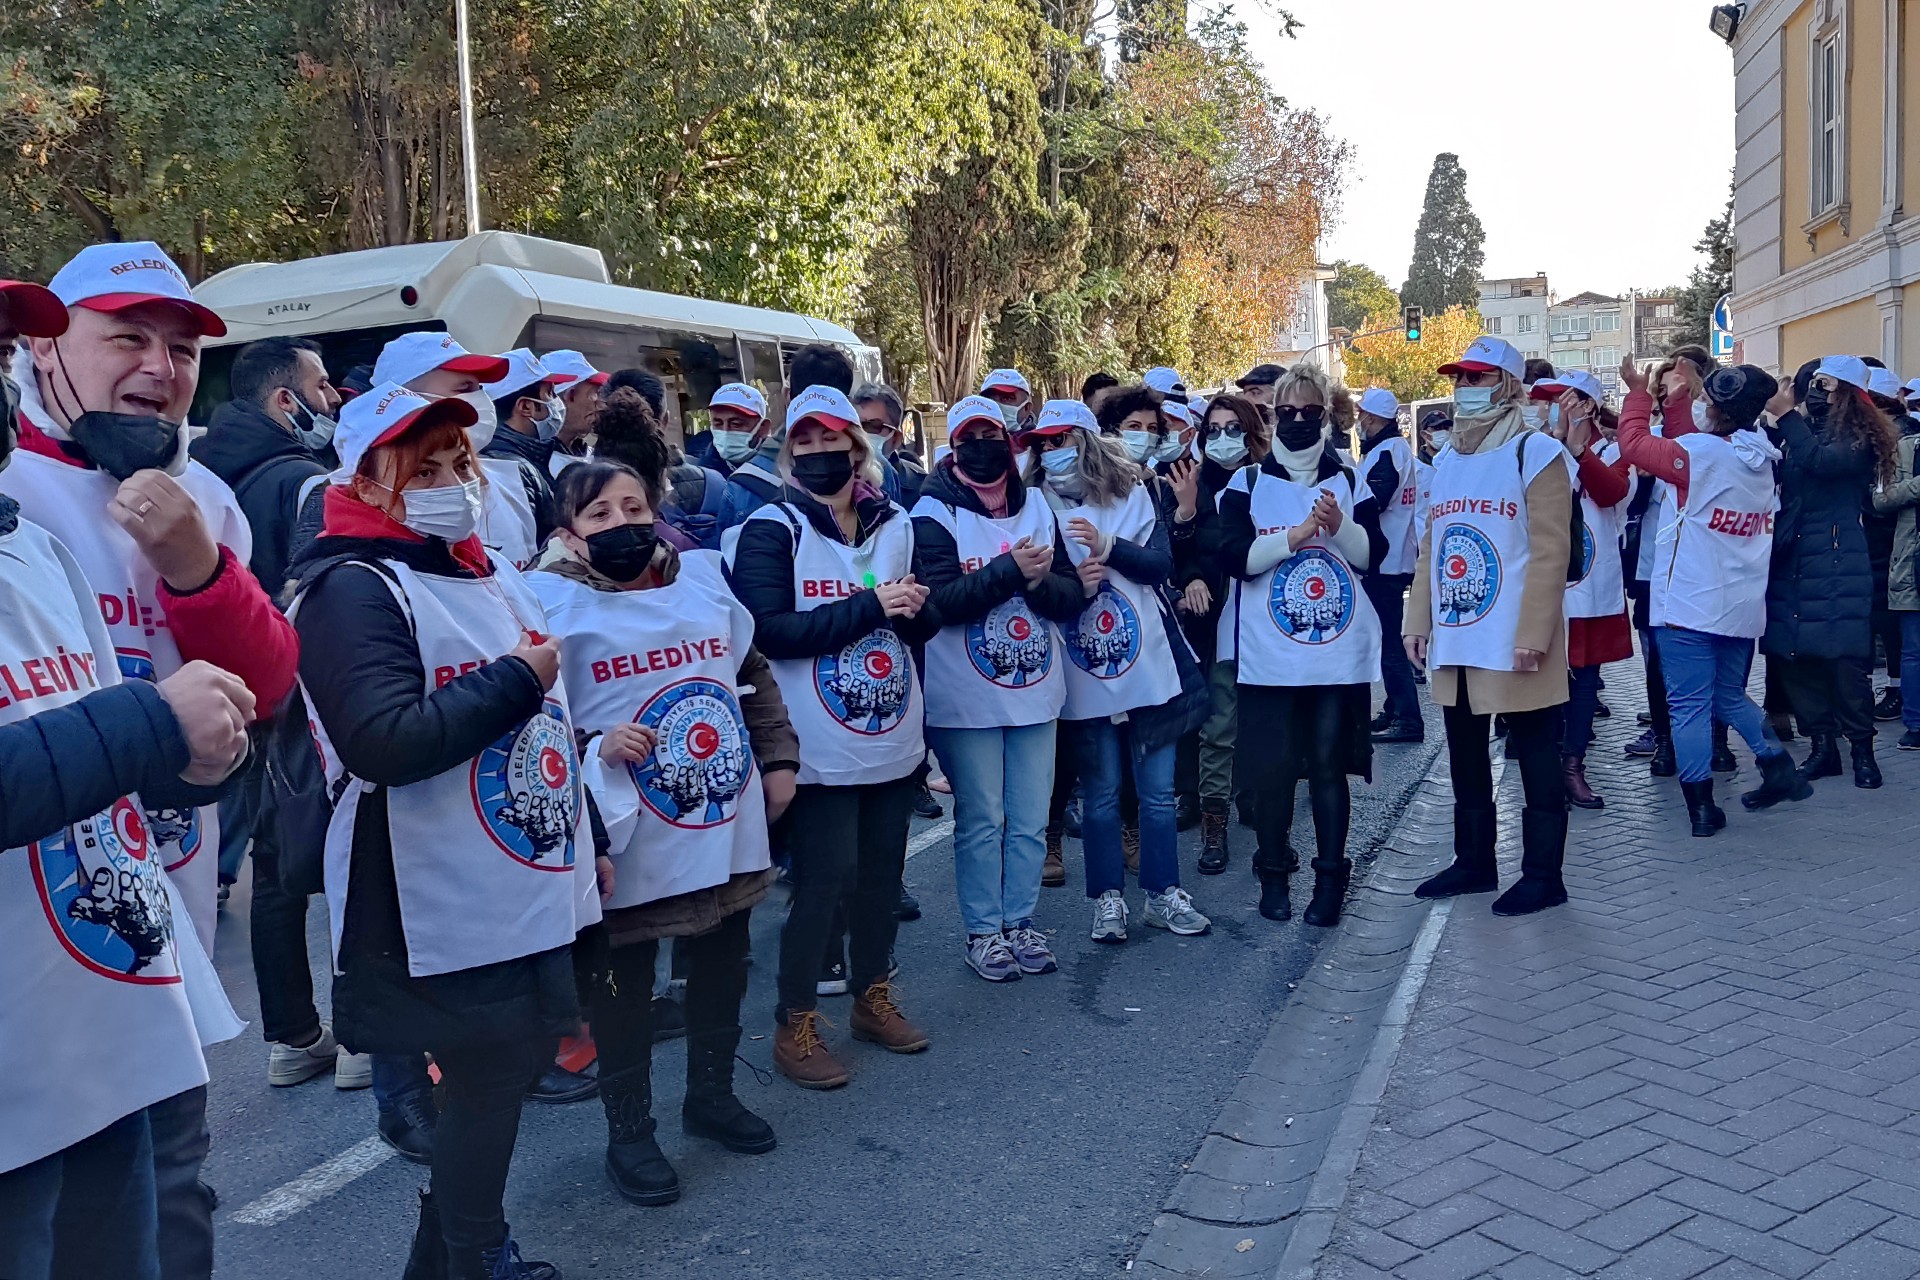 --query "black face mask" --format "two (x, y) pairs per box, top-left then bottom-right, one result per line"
(1275, 420), (1324, 452)
(583, 522), (658, 582)
(68, 412), (183, 481)
(0, 374), (17, 470)
(790, 450), (854, 496)
(1803, 385), (1832, 424)
(953, 438), (1012, 483)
